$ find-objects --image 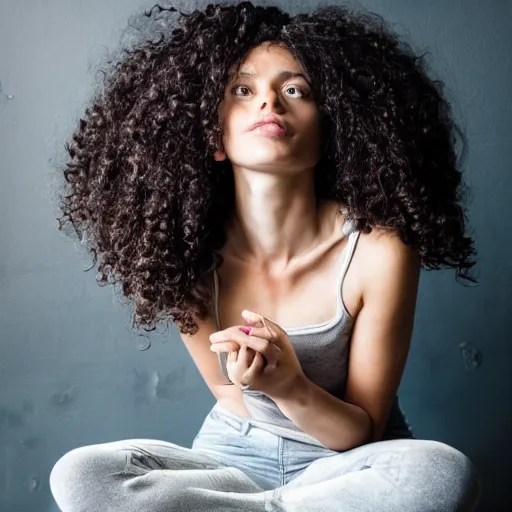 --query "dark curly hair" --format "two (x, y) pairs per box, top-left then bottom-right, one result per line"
(55, 1), (477, 336)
